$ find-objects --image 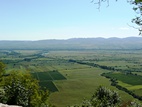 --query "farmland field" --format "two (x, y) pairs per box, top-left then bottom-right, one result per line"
(103, 72), (142, 85)
(0, 49), (142, 106)
(102, 72), (142, 98)
(32, 71), (66, 92)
